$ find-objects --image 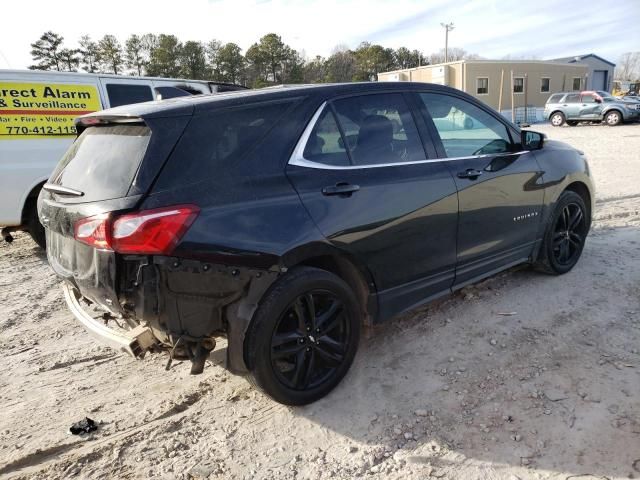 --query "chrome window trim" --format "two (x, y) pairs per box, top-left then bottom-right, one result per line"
(287, 102), (528, 171)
